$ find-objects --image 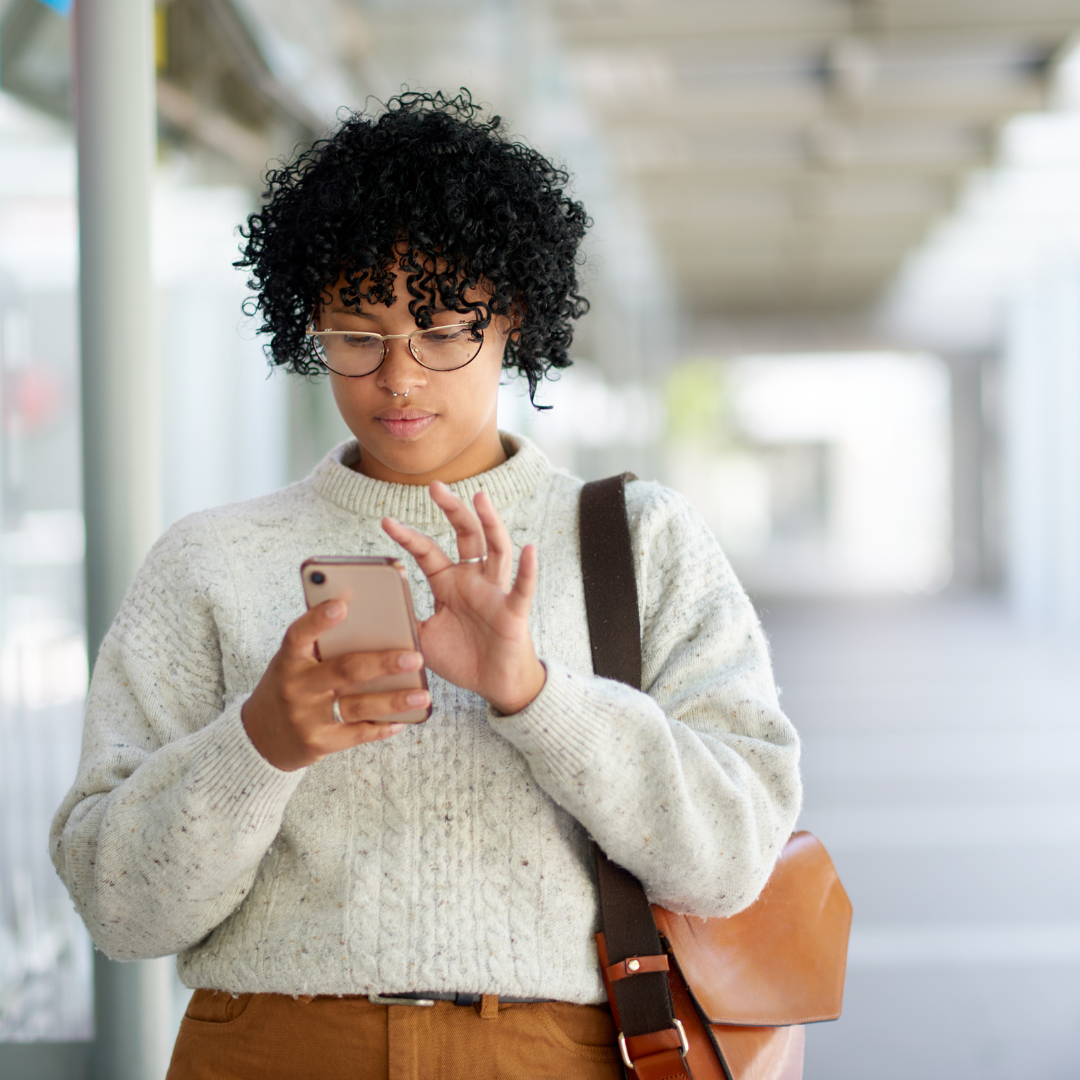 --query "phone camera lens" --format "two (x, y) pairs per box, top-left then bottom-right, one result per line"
(310, 571), (326, 585)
